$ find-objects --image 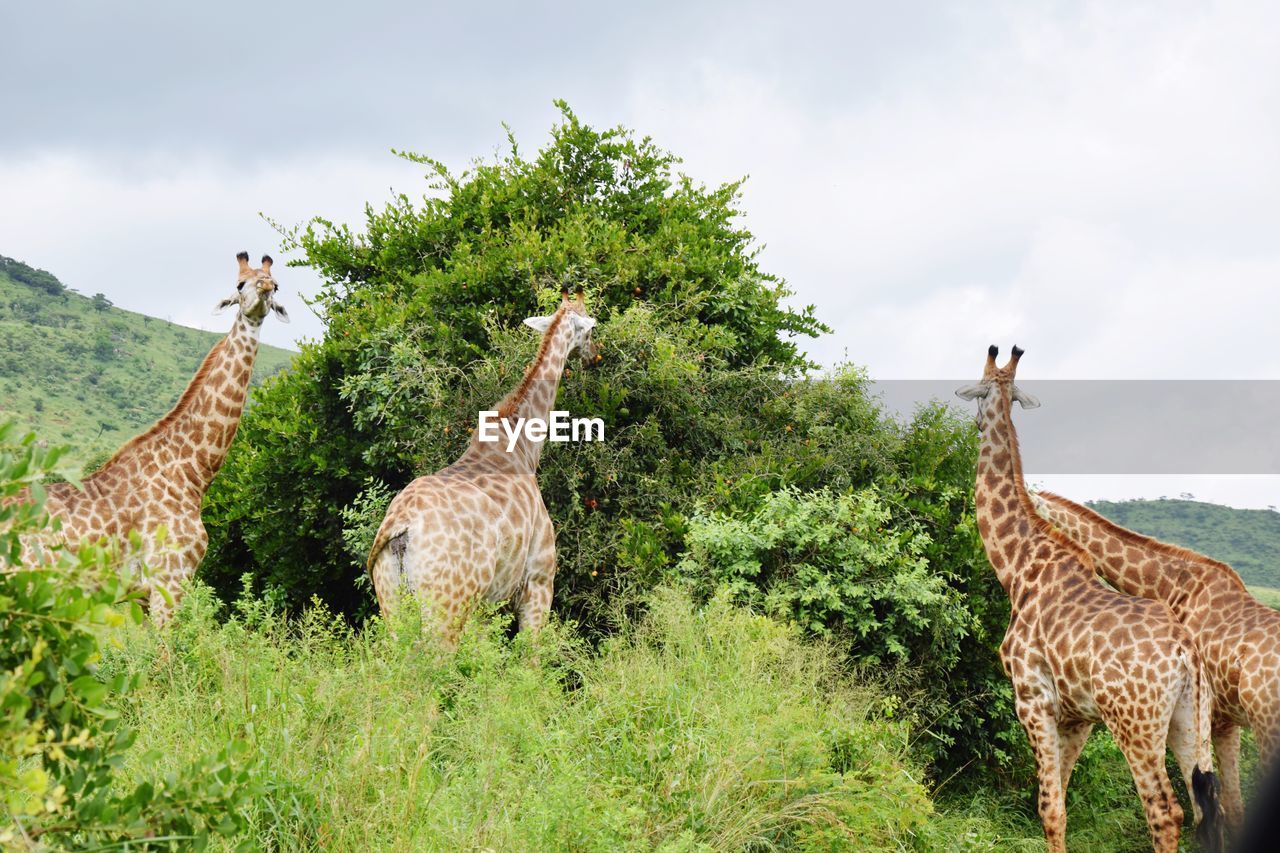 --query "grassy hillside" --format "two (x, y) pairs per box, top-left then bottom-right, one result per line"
(1088, 497), (1280, 588)
(0, 255), (295, 467)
